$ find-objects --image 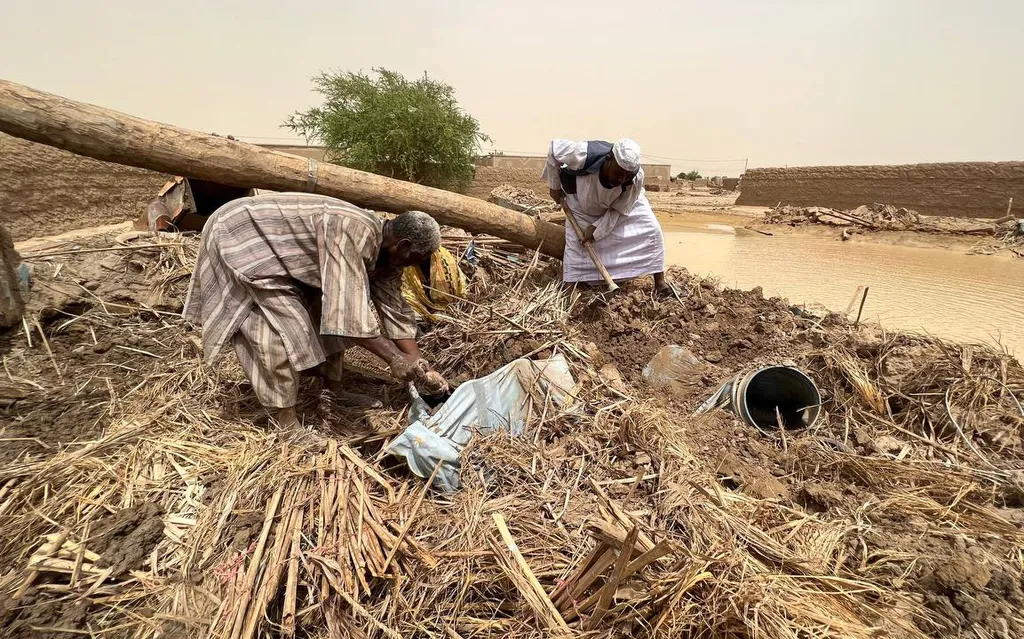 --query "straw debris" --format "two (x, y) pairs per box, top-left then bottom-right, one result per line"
(1, 229), (1022, 638)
